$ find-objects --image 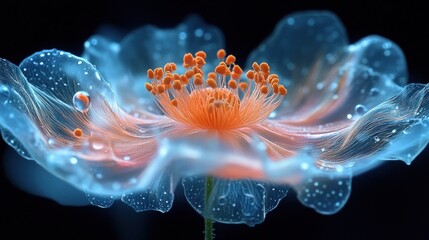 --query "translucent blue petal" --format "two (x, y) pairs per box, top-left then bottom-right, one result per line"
(82, 15), (225, 114)
(118, 15), (224, 74)
(85, 192), (115, 208)
(247, 11), (348, 108)
(302, 36), (406, 124)
(295, 175), (351, 214)
(317, 83), (429, 171)
(3, 148), (89, 206)
(349, 35), (407, 86)
(182, 176), (288, 226)
(121, 165), (175, 213)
